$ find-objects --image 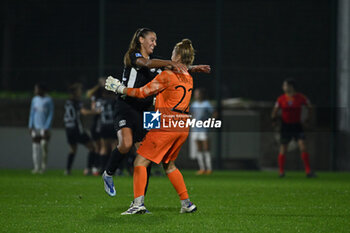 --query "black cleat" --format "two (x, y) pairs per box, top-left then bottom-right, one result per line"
(279, 173), (285, 178)
(306, 172), (317, 178)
